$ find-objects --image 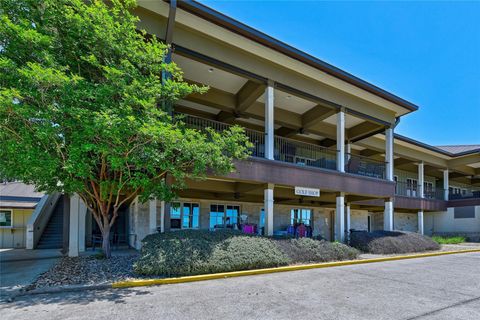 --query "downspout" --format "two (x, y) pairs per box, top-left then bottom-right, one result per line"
(162, 0), (177, 115)
(393, 116), (401, 129)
